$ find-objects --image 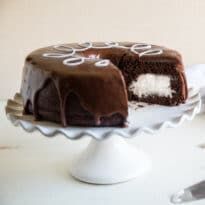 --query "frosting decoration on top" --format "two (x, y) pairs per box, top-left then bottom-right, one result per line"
(43, 42), (163, 67)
